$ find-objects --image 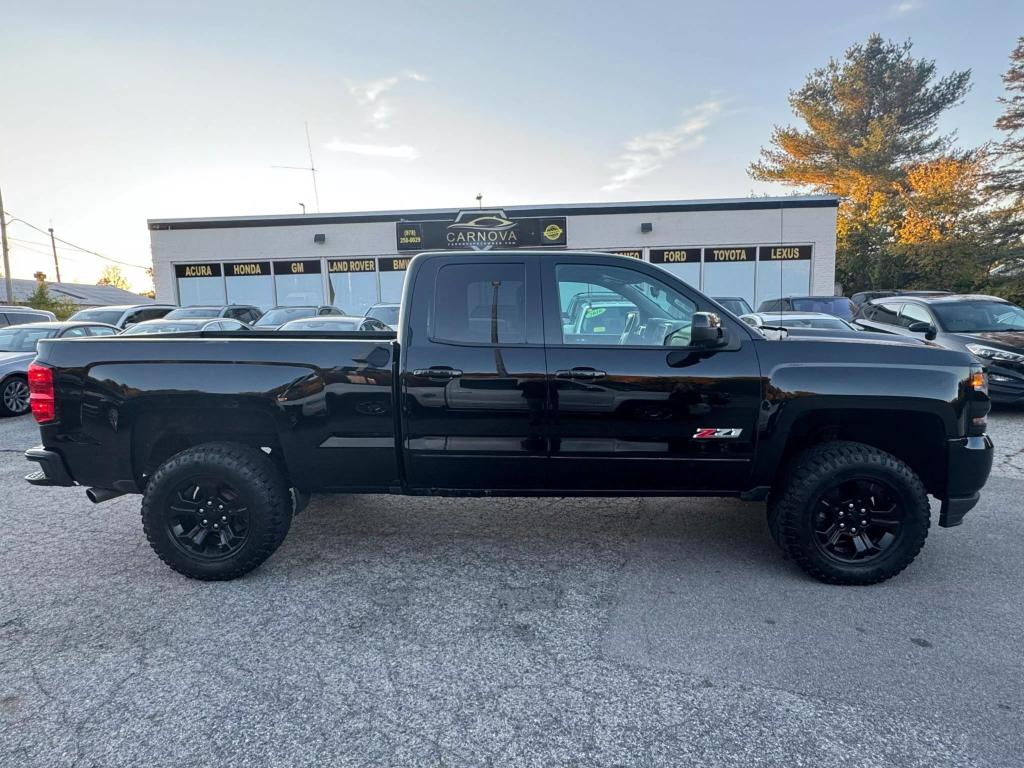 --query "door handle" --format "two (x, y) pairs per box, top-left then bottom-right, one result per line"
(554, 367), (607, 380)
(412, 367), (463, 380)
